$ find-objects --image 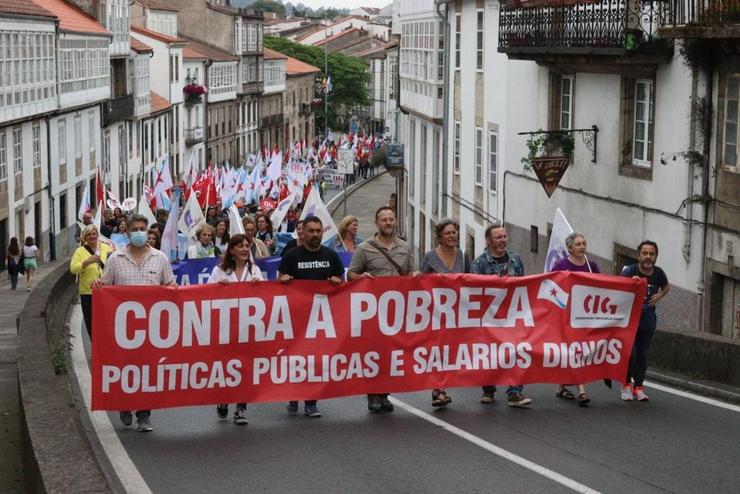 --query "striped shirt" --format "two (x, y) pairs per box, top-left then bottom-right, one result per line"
(100, 246), (176, 286)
